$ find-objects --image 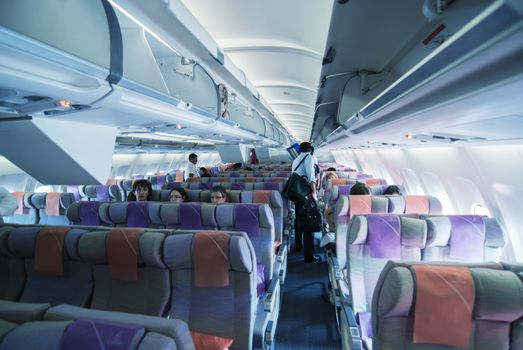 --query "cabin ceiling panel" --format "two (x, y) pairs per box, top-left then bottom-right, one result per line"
(227, 51), (322, 88)
(181, 0), (334, 142)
